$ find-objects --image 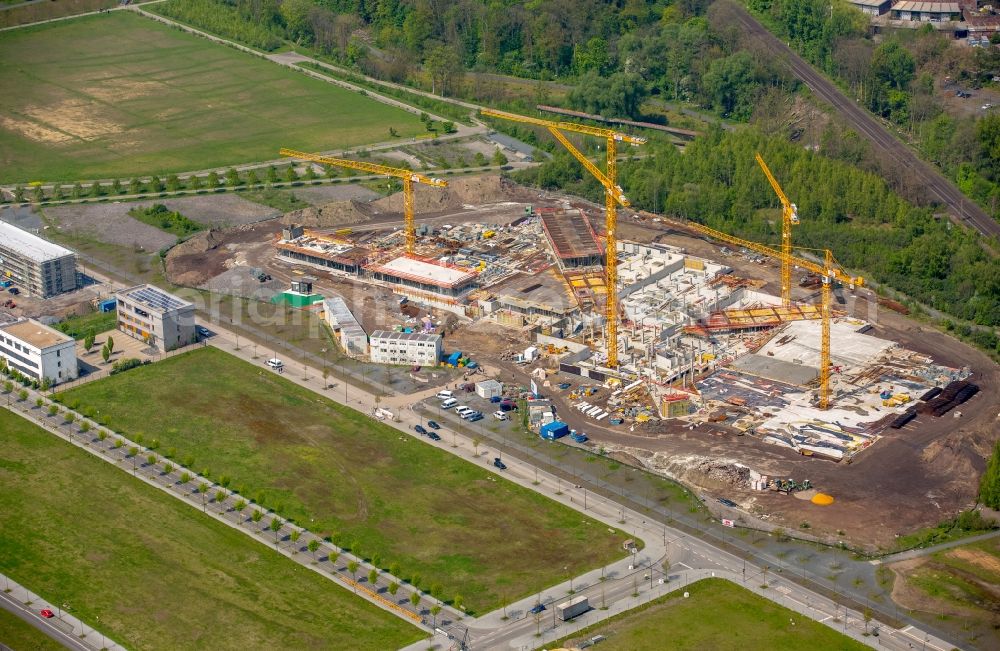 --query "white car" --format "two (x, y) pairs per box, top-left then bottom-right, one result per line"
(493, 411), (508, 421)
(265, 358), (283, 370)
(455, 406), (473, 416)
